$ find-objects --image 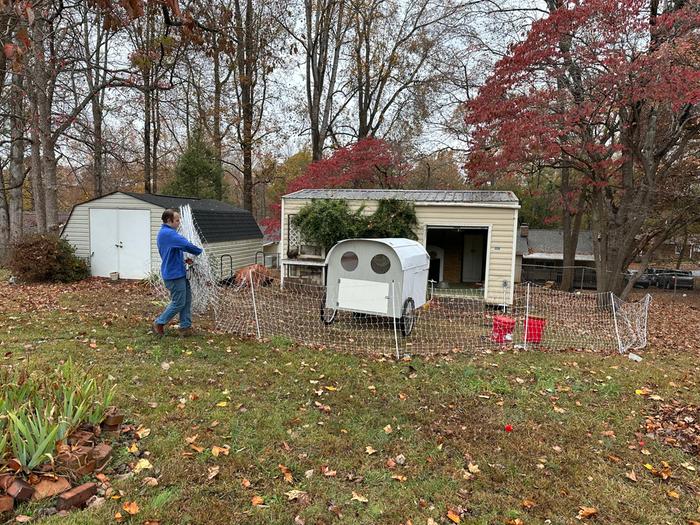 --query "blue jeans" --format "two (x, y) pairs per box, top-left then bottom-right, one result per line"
(155, 277), (192, 329)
